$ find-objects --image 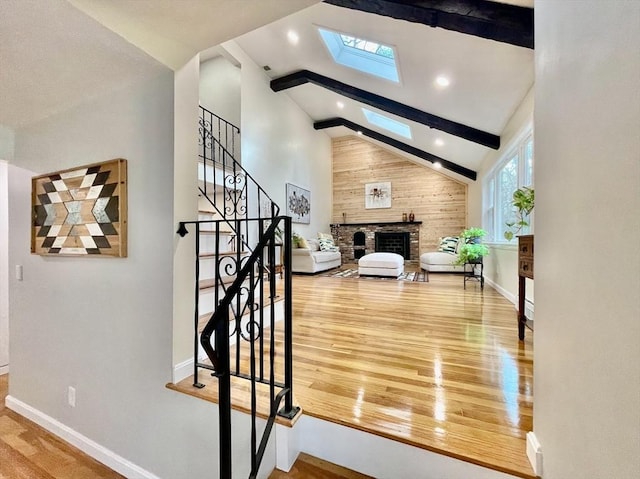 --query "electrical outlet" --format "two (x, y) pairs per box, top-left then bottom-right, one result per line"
(68, 386), (76, 407)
